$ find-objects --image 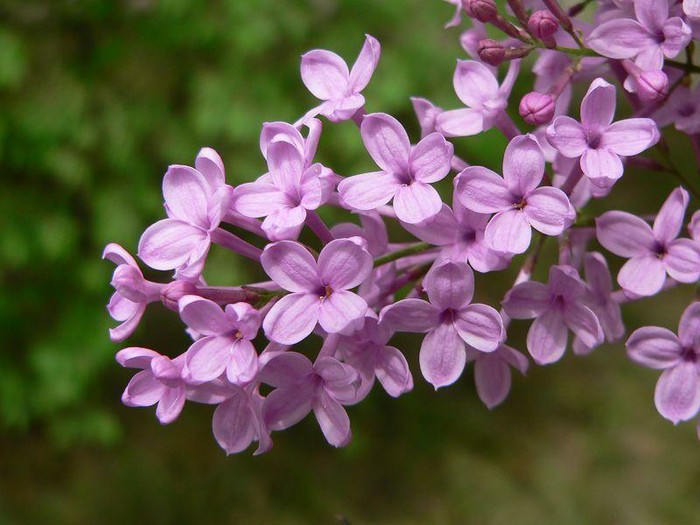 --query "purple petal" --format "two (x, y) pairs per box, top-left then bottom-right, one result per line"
(226, 339), (259, 385)
(338, 170), (402, 211)
(313, 389), (351, 447)
(584, 251), (614, 295)
(138, 219), (208, 271)
(195, 147), (225, 191)
(178, 295), (230, 336)
(108, 292), (140, 323)
(401, 204), (459, 246)
(419, 323), (466, 389)
(523, 186), (572, 236)
(318, 238), (374, 290)
(580, 148), (623, 184)
(360, 113), (411, 173)
(267, 140), (304, 191)
(212, 393), (257, 455)
(596, 211), (656, 257)
(186, 336), (232, 382)
(526, 309), (568, 365)
(122, 370), (165, 407)
(654, 363), (700, 424)
(454, 303), (504, 352)
(155, 386), (186, 425)
(546, 116), (588, 158)
(474, 355), (511, 409)
(301, 49), (350, 100)
(261, 206), (306, 241)
(601, 118), (659, 156)
(498, 344), (529, 374)
(379, 299), (441, 333)
(348, 34), (381, 93)
(423, 260), (475, 310)
(375, 345), (413, 397)
(318, 290), (368, 334)
(502, 281), (551, 318)
(653, 187), (689, 244)
(665, 238), (700, 283)
(263, 382), (315, 430)
(502, 135), (545, 196)
(618, 255), (667, 296)
(393, 182), (443, 224)
(627, 326), (683, 369)
(260, 121), (305, 160)
(453, 60), (499, 108)
(263, 293), (321, 345)
(679, 302), (700, 349)
(233, 181), (291, 218)
(485, 209), (532, 255)
(581, 78), (617, 129)
(587, 19), (653, 59)
(435, 108), (485, 137)
(661, 18), (692, 58)
(259, 351), (313, 388)
(410, 133), (453, 183)
(455, 166), (512, 214)
(116, 347), (159, 369)
(635, 0), (667, 31)
(260, 241), (320, 292)
(103, 243), (138, 267)
(108, 304), (145, 342)
(563, 303), (603, 349)
(162, 165), (211, 227)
